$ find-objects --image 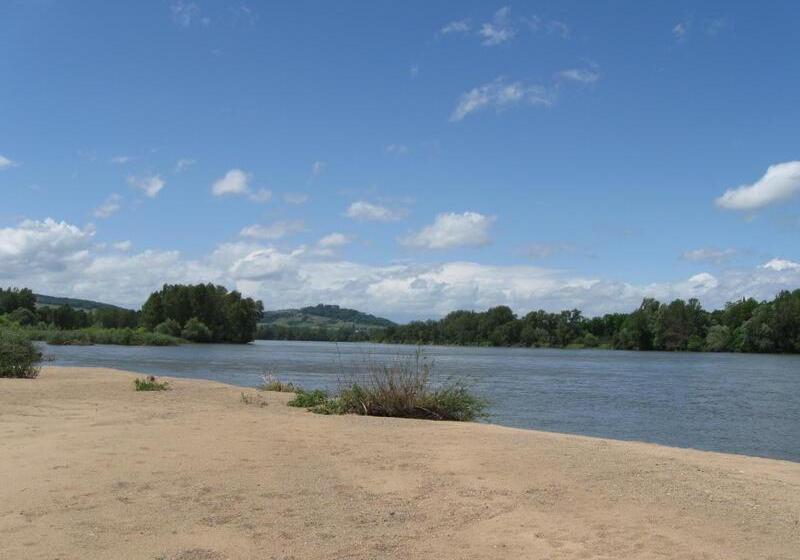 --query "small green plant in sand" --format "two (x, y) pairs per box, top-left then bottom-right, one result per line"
(287, 389), (329, 408)
(288, 350), (488, 422)
(134, 375), (170, 391)
(240, 392), (268, 407)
